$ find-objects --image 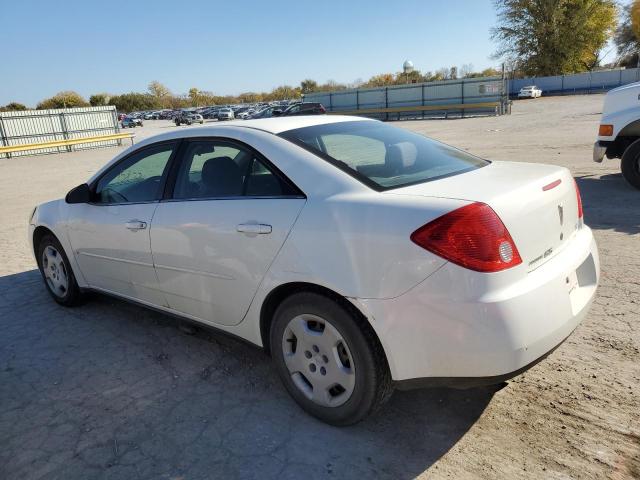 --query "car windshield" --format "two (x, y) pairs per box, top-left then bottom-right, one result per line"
(280, 120), (488, 190)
